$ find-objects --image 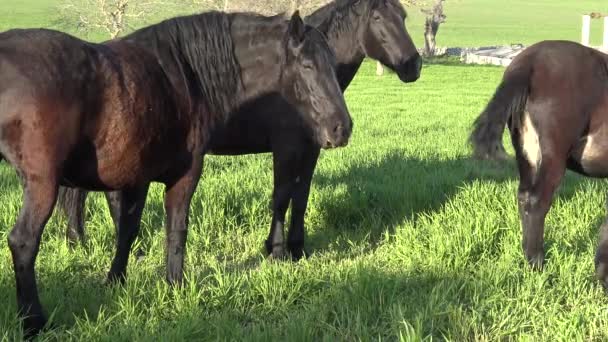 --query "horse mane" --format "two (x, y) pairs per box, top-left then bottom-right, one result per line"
(124, 11), (287, 118)
(306, 0), (405, 36)
(306, 0), (362, 36)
